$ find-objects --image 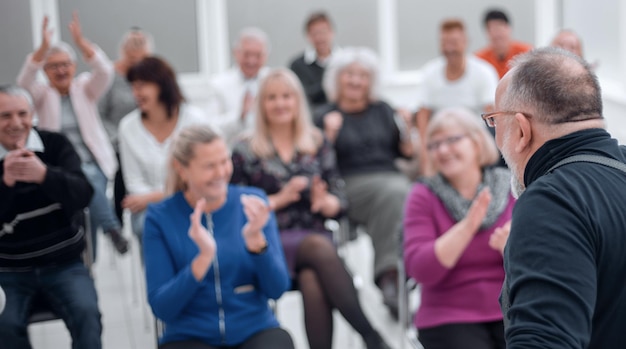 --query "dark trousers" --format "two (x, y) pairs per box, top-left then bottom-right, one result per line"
(114, 152), (126, 223)
(0, 262), (102, 349)
(418, 321), (505, 349)
(159, 327), (294, 349)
